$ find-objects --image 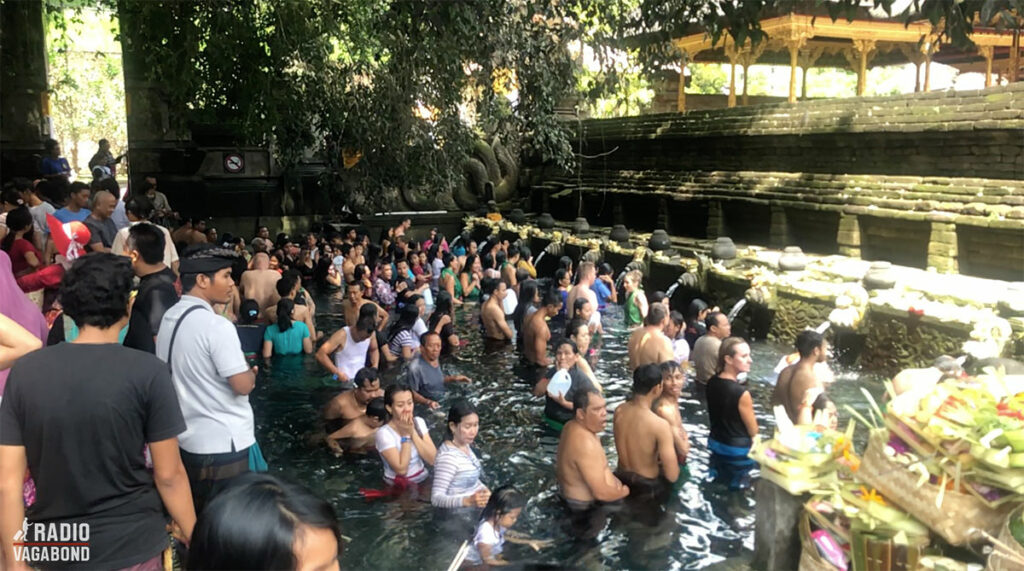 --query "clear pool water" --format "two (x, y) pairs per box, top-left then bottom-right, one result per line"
(250, 289), (883, 569)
